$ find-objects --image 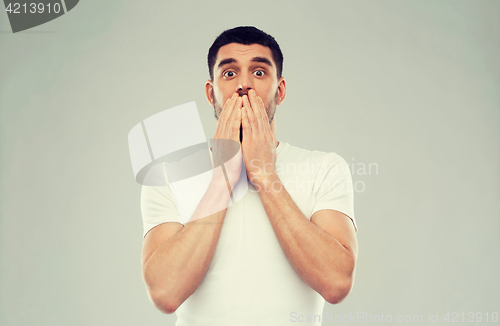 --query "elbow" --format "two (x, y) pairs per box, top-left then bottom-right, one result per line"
(150, 289), (180, 314)
(323, 291), (349, 304)
(143, 267), (180, 314)
(324, 284), (351, 304)
(159, 301), (179, 315)
(324, 249), (357, 304)
(323, 277), (354, 304)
